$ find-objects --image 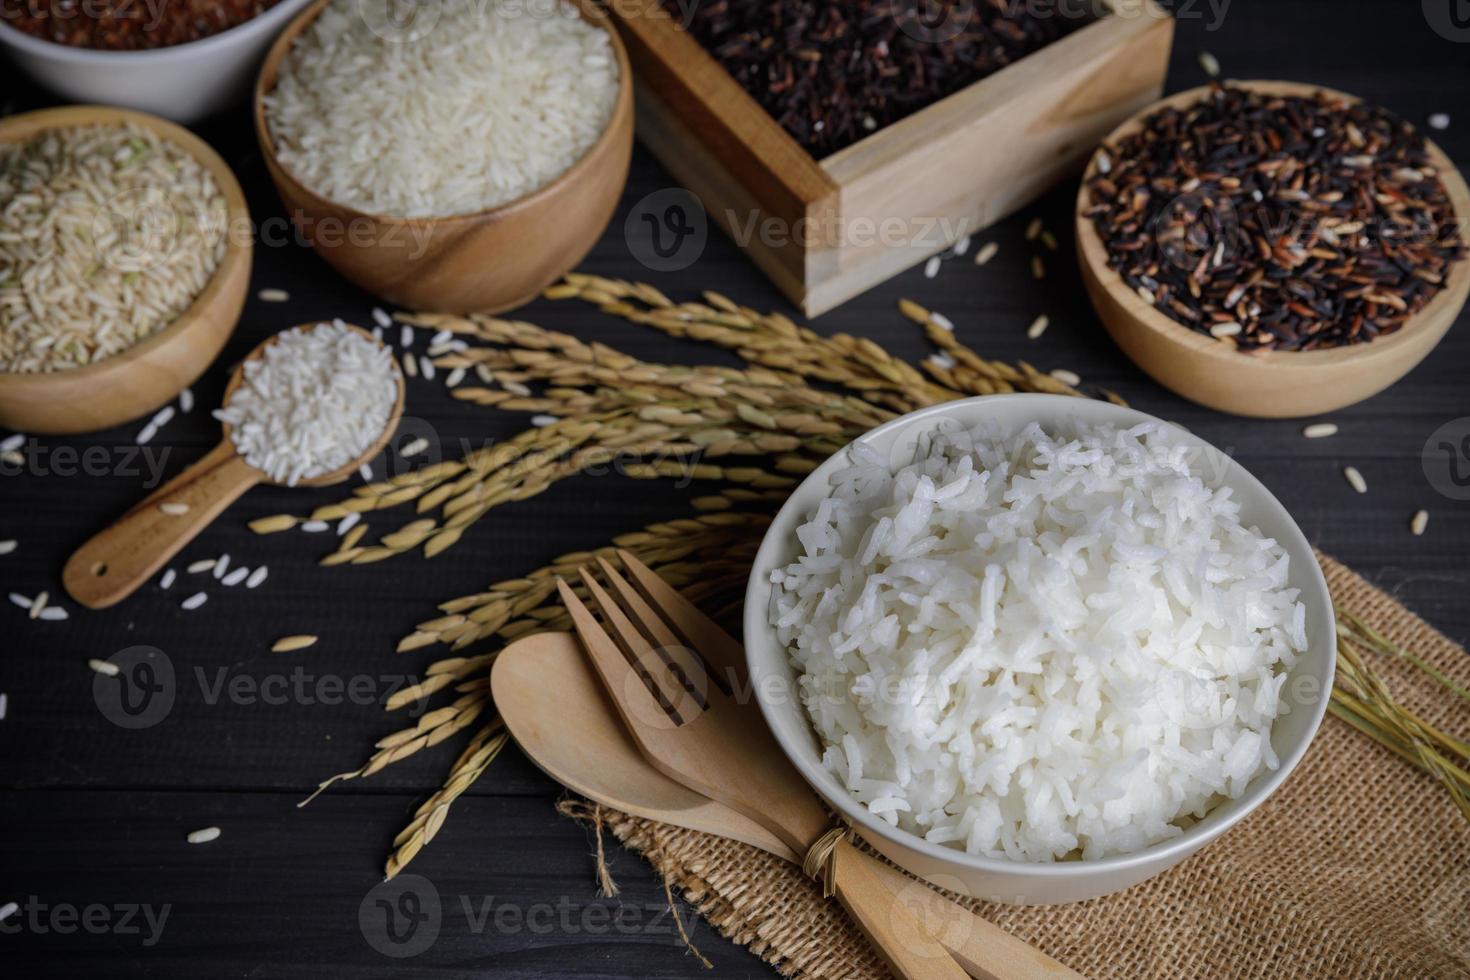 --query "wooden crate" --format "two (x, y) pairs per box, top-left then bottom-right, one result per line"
(609, 0), (1174, 316)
